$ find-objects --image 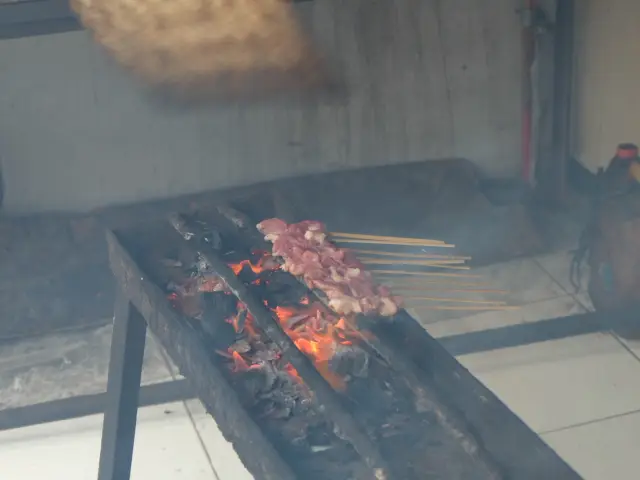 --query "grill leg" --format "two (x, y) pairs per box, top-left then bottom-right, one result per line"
(97, 289), (147, 480)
